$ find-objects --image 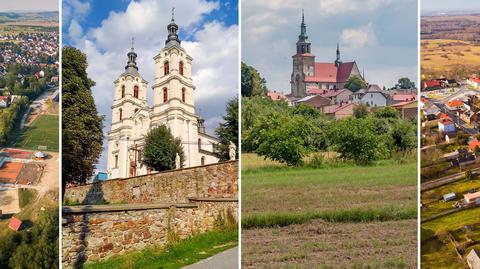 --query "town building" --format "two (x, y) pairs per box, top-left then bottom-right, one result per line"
(438, 118), (456, 134)
(107, 13), (219, 179)
(290, 11), (361, 98)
